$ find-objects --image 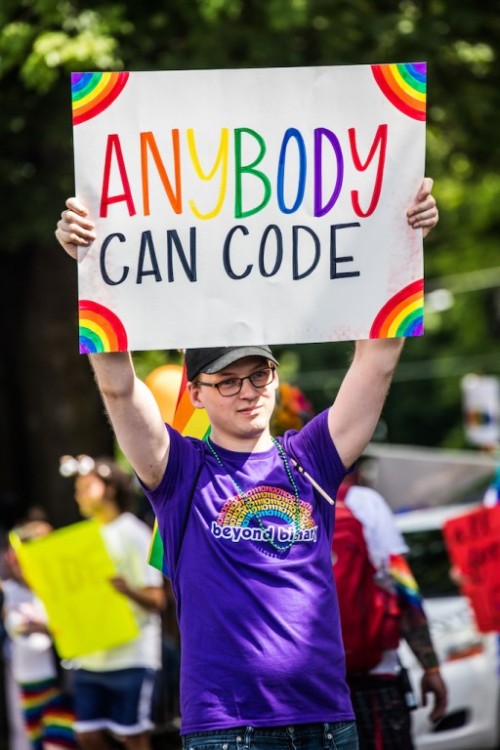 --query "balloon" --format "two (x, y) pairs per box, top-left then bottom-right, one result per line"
(144, 364), (183, 423)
